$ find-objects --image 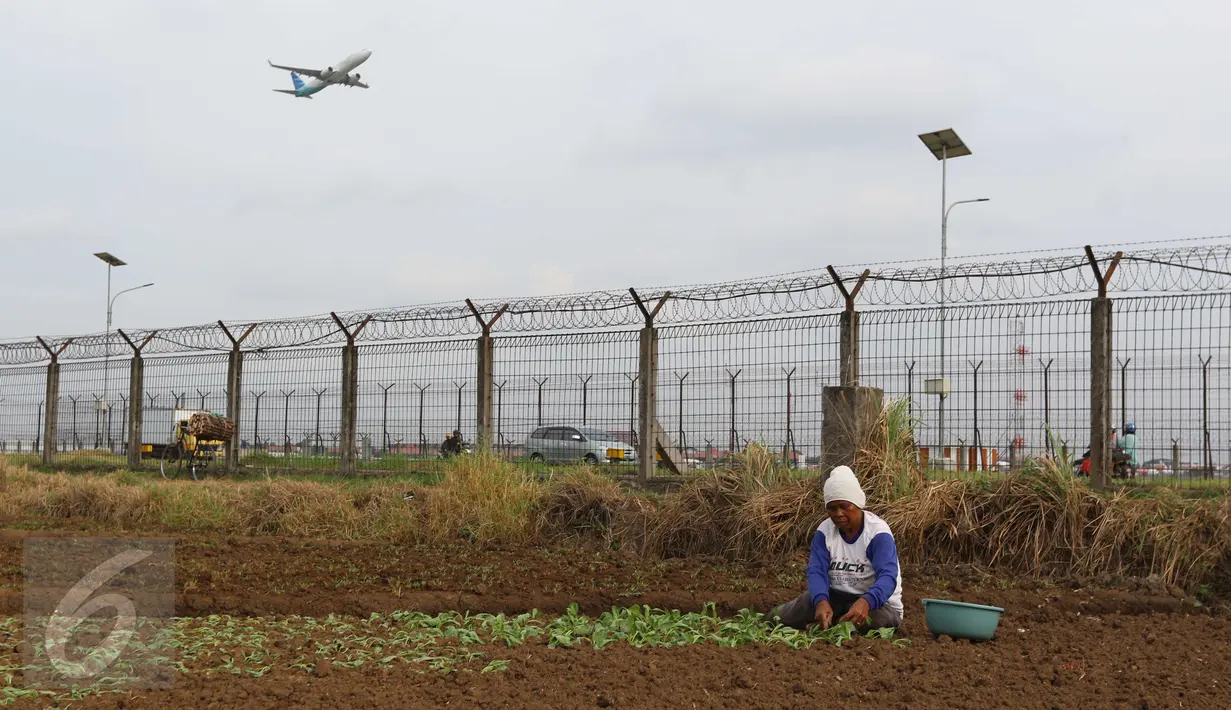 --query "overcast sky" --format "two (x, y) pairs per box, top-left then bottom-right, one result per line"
(2, 0), (1229, 339)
